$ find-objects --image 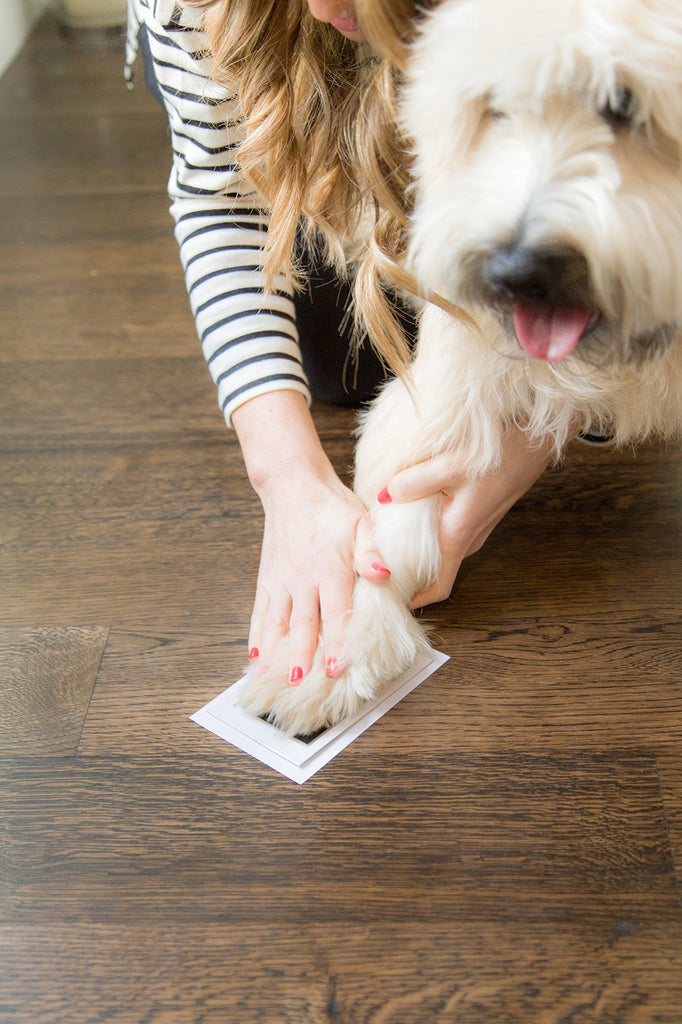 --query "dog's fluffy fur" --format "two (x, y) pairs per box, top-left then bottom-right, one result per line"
(240, 0), (682, 735)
